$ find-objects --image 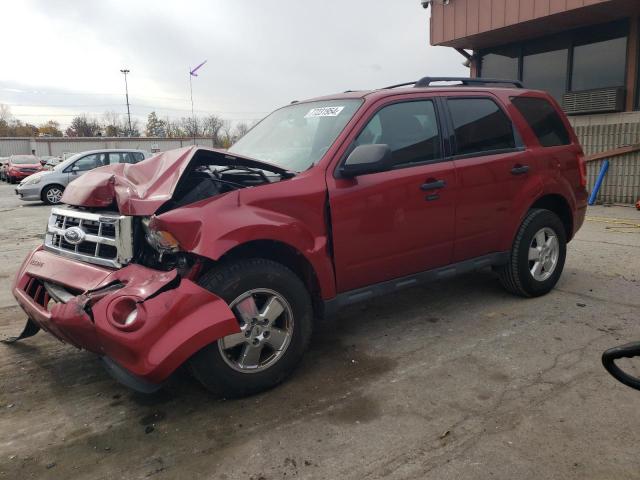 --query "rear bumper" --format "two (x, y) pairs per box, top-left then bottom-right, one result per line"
(12, 247), (239, 386)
